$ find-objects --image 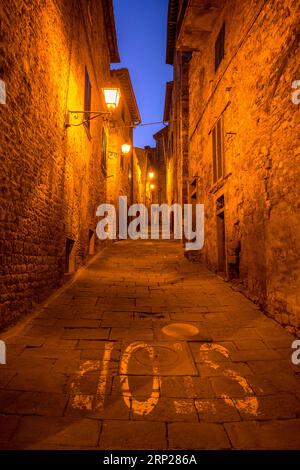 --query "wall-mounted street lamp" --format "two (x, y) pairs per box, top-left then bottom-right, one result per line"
(65, 87), (121, 127)
(148, 171), (155, 179)
(121, 143), (131, 155)
(150, 184), (155, 190)
(102, 88), (121, 111)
